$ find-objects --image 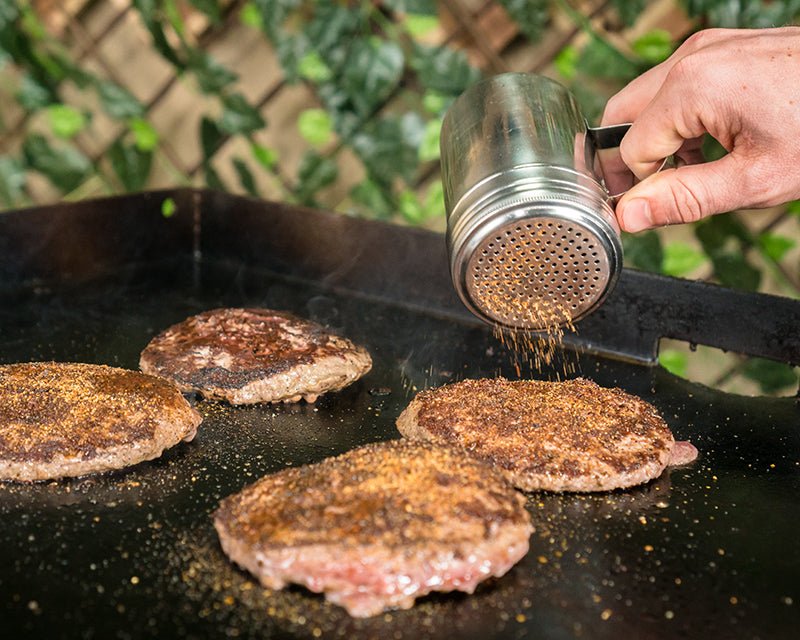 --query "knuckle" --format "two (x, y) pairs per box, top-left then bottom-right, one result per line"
(681, 28), (726, 52)
(602, 92), (626, 124)
(665, 174), (709, 223)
